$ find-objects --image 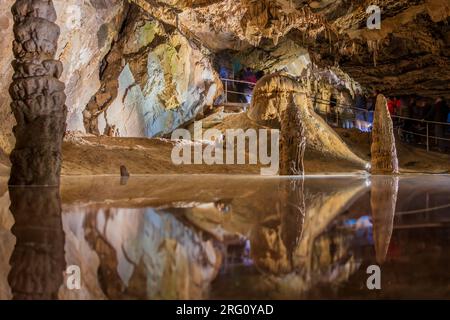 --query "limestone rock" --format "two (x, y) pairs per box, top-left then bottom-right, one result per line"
(84, 9), (222, 138)
(249, 73), (367, 169)
(9, 0), (67, 186)
(371, 94), (399, 175)
(280, 96), (306, 176)
(0, 0), (126, 153)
